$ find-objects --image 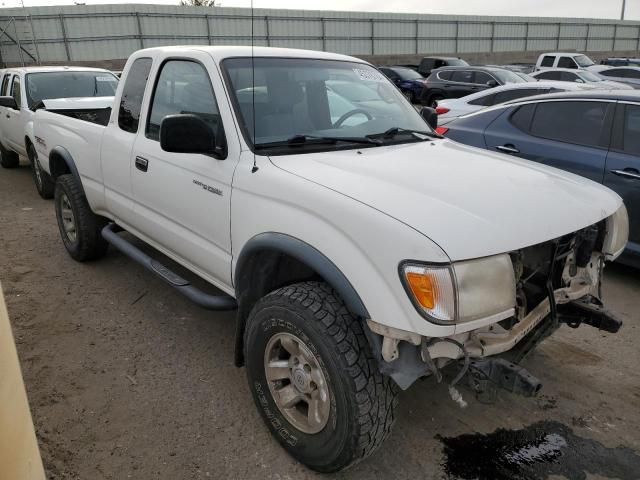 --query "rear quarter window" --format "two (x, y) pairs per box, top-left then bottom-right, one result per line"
(436, 70), (452, 81)
(510, 103), (536, 131)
